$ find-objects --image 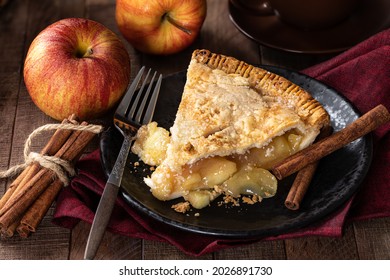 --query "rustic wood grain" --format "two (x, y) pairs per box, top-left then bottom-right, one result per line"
(214, 240), (287, 259)
(0, 0), (42, 259)
(284, 224), (359, 259)
(143, 240), (213, 260)
(0, 0), (27, 186)
(353, 217), (390, 259)
(70, 221), (143, 260)
(199, 0), (261, 64)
